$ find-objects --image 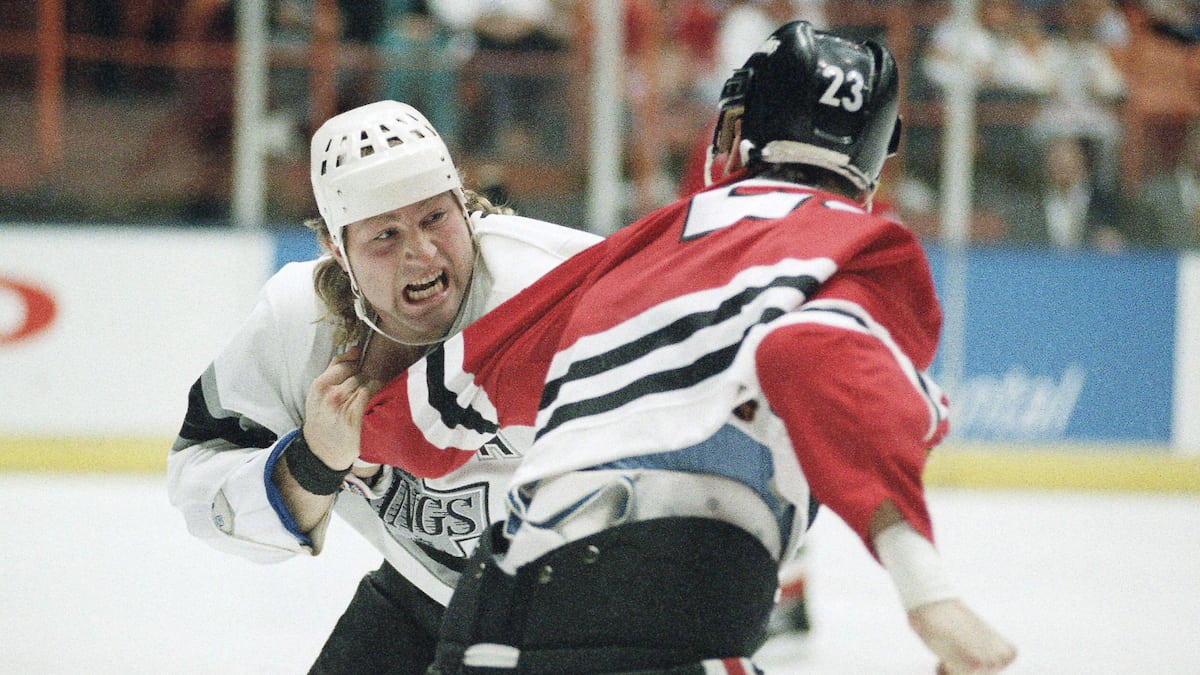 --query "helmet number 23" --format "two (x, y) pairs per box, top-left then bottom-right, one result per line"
(818, 65), (864, 112)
